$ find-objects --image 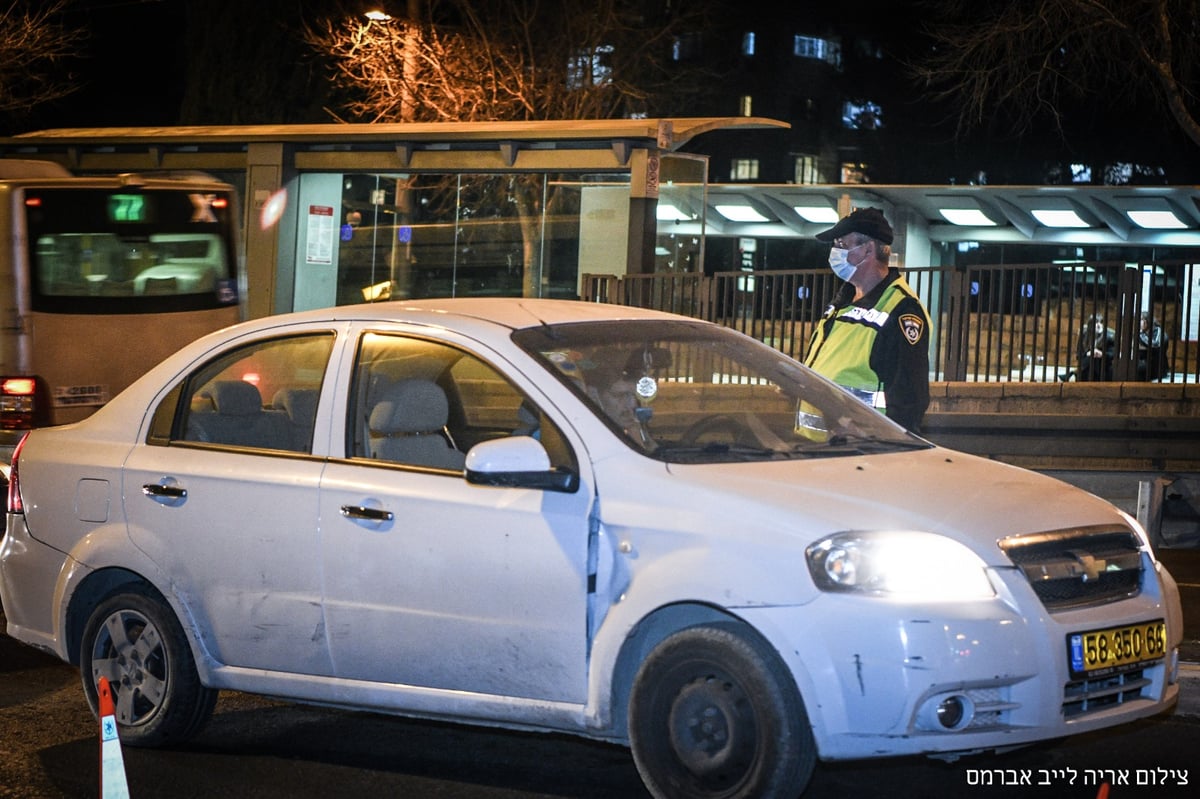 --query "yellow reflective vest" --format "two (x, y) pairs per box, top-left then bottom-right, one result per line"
(805, 273), (929, 430)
